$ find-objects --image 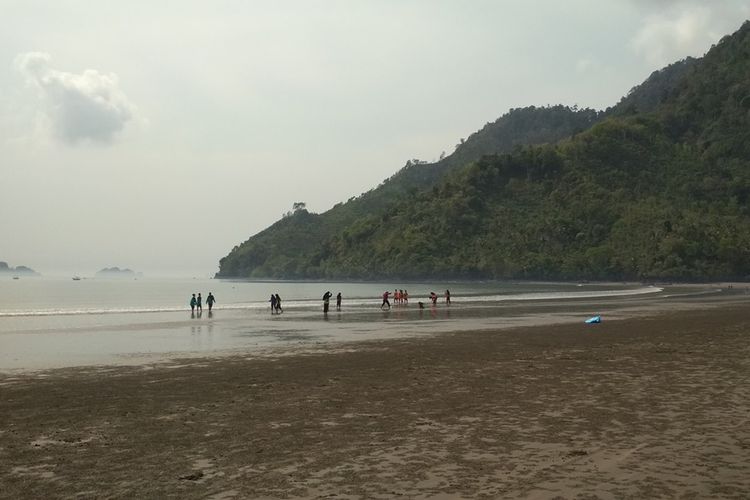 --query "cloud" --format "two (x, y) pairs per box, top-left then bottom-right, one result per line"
(14, 52), (135, 145)
(630, 2), (748, 67)
(575, 58), (595, 74)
